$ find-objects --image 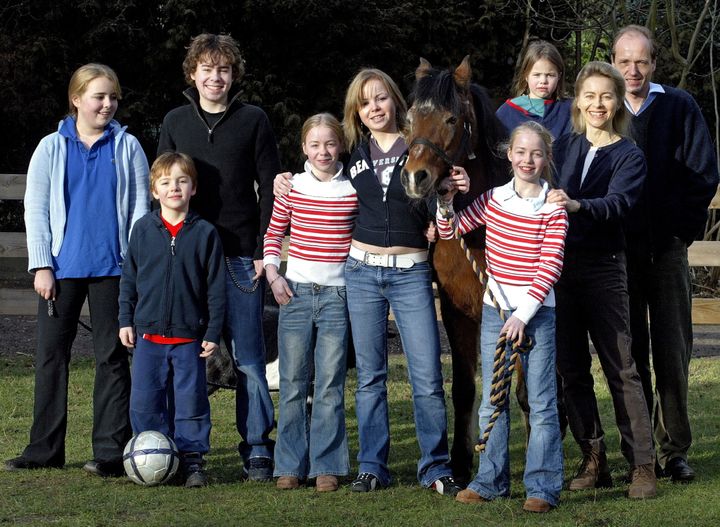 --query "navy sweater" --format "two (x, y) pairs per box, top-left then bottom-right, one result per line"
(157, 87), (281, 259)
(496, 98), (573, 140)
(554, 134), (647, 252)
(626, 86), (719, 247)
(119, 210), (226, 344)
(346, 141), (430, 249)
